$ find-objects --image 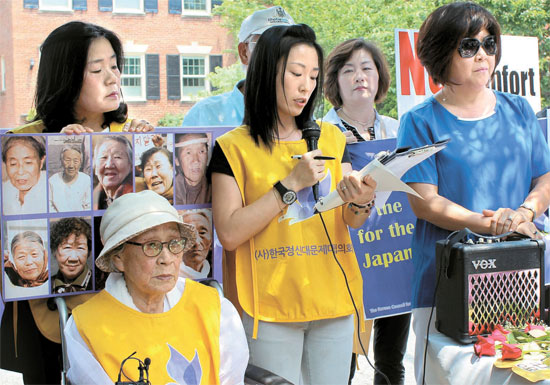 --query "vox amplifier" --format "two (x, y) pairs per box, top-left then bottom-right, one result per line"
(435, 229), (546, 344)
